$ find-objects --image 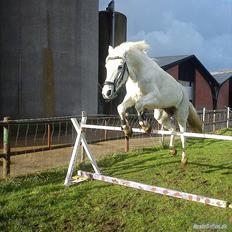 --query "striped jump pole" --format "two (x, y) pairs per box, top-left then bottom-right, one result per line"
(77, 170), (232, 209)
